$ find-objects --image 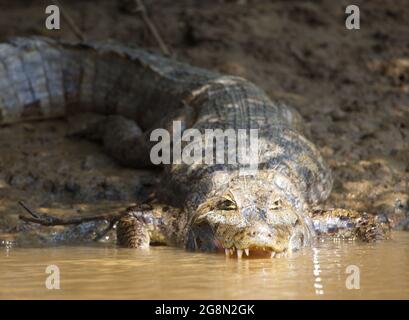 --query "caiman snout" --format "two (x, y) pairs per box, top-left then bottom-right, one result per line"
(219, 222), (308, 258)
(240, 224), (289, 251)
(188, 209), (313, 258)
(187, 185), (314, 258)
